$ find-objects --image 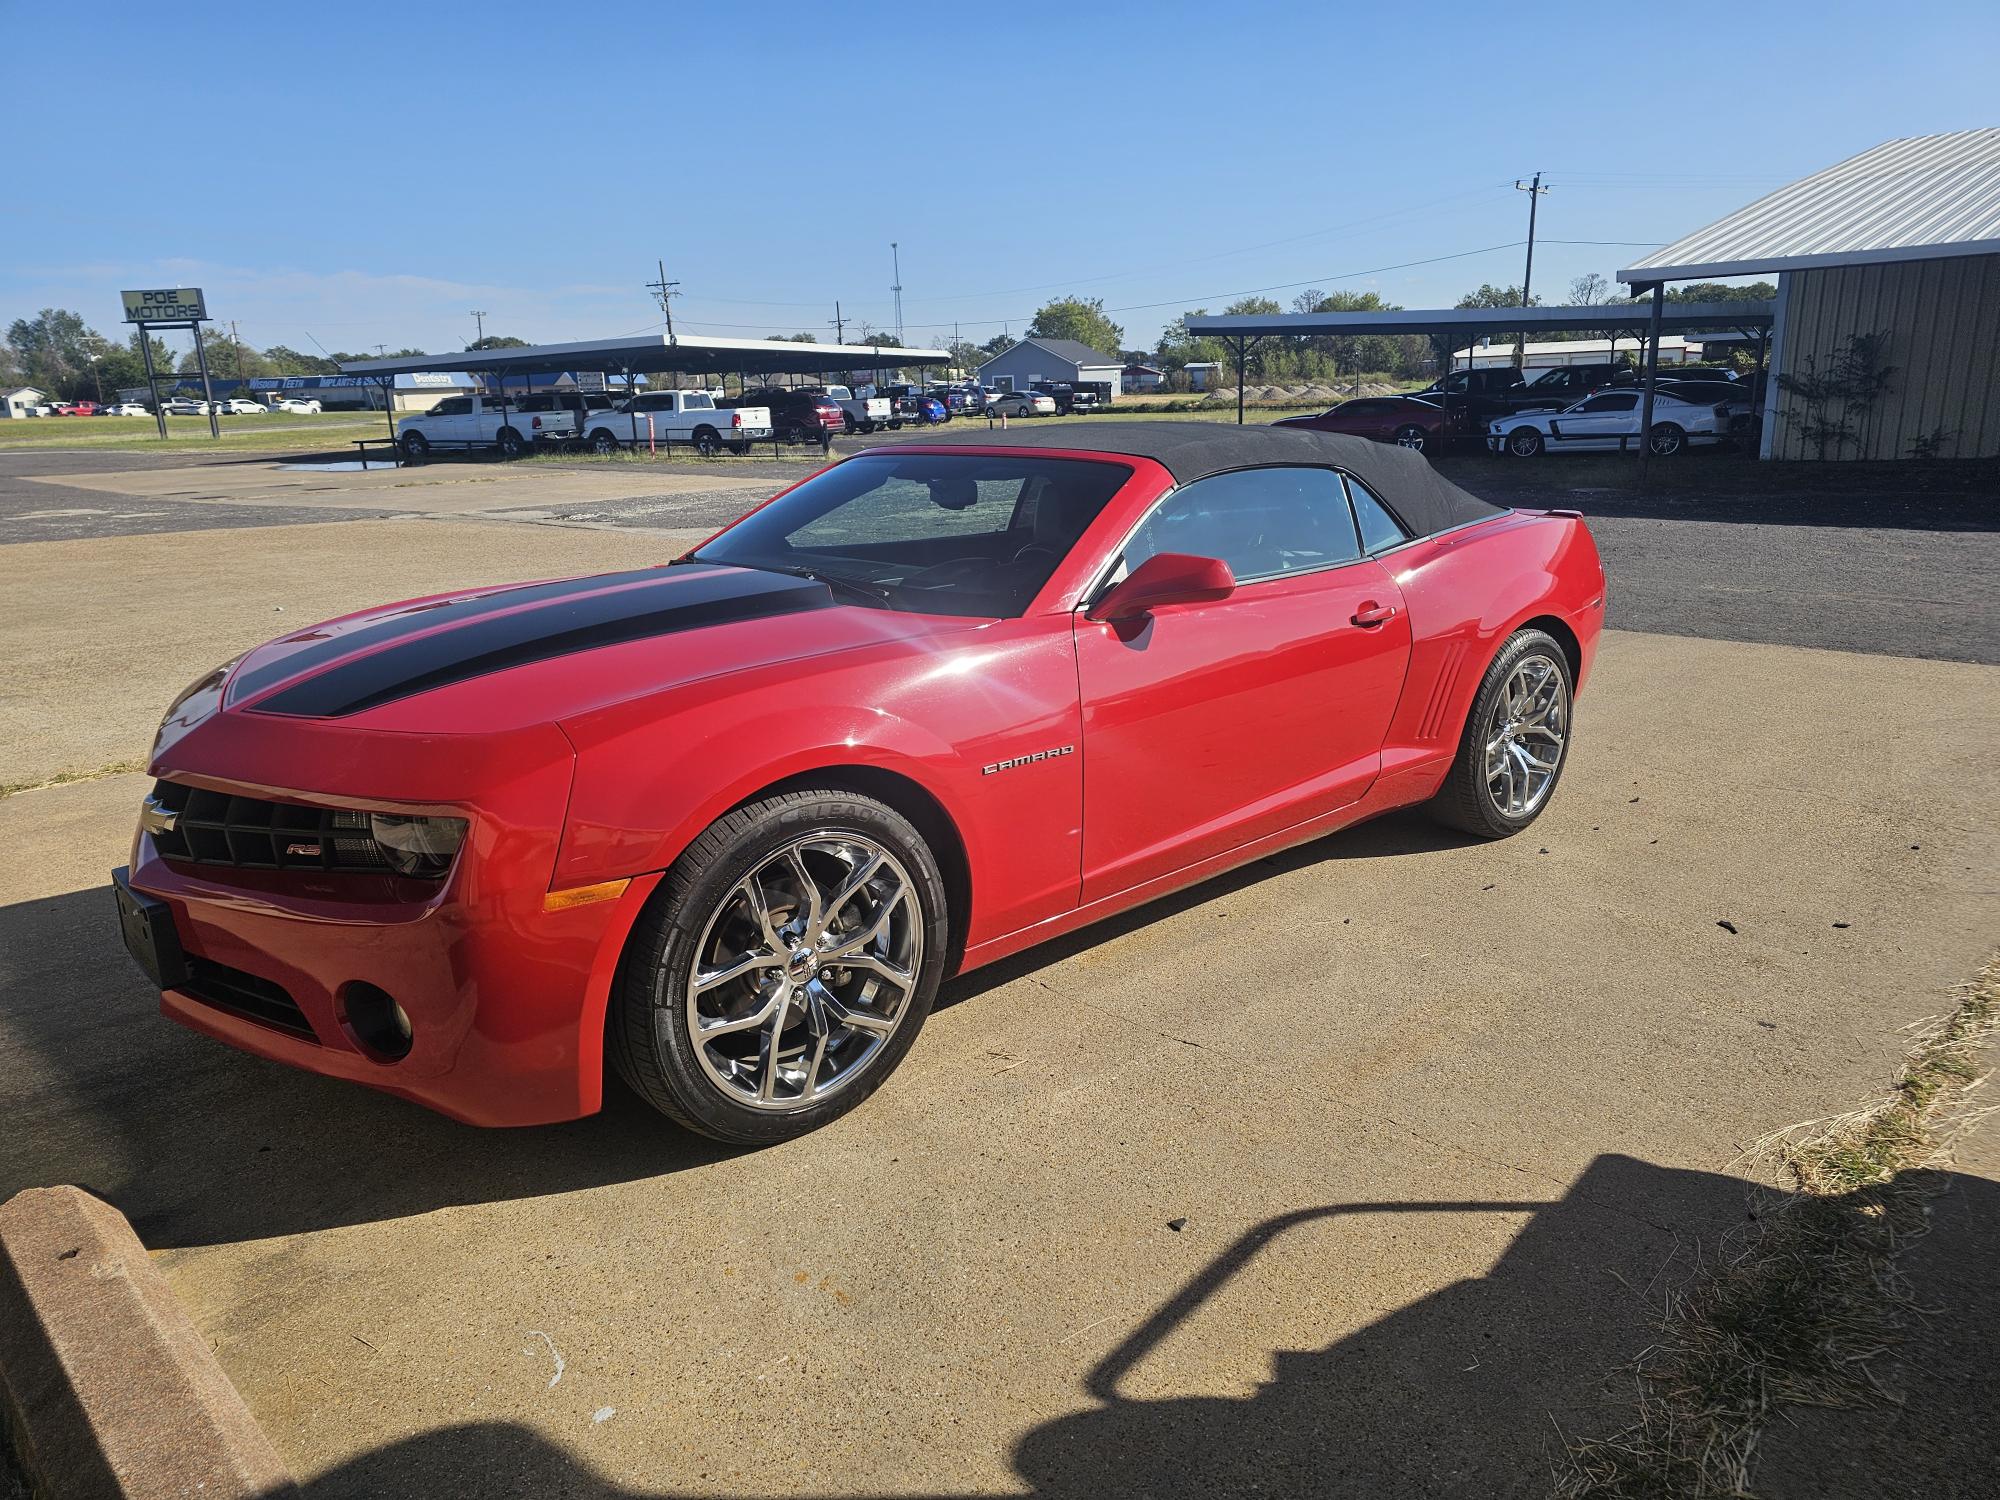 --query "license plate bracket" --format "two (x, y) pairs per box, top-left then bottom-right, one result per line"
(111, 867), (188, 990)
